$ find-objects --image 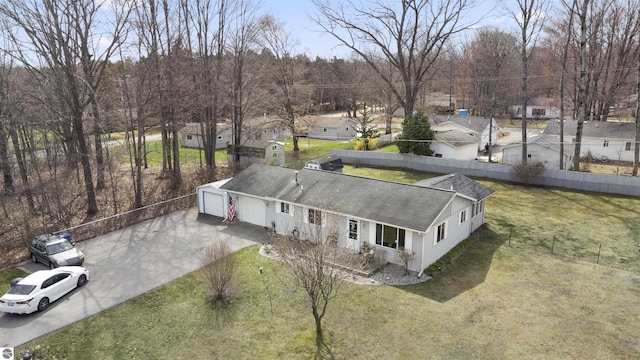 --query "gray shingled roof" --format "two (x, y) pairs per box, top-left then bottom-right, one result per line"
(307, 155), (344, 170)
(544, 119), (635, 140)
(434, 129), (478, 148)
(307, 116), (356, 128)
(220, 164), (458, 232)
(502, 134), (575, 155)
(430, 115), (491, 134)
(413, 173), (495, 201)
